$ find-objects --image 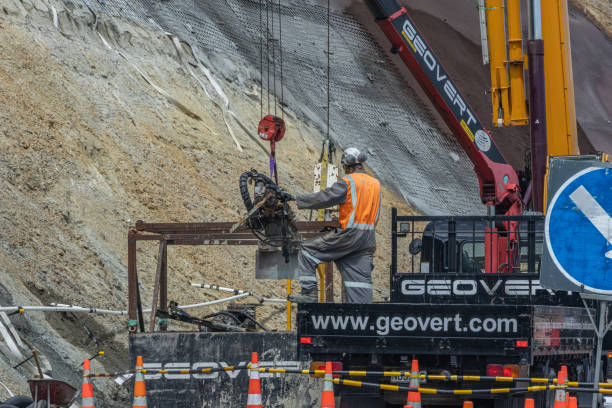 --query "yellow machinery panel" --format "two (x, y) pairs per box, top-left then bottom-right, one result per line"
(506, 0), (528, 125)
(485, 0), (528, 126)
(485, 0), (511, 126)
(541, 0), (579, 156)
